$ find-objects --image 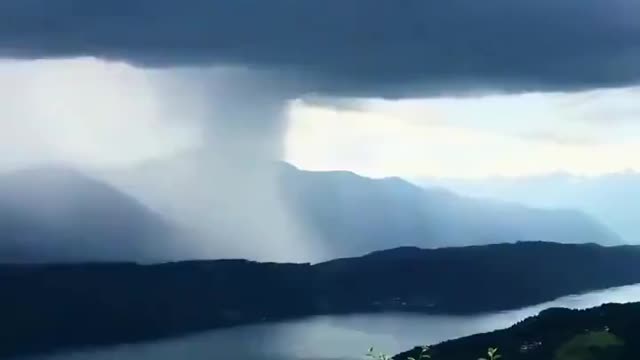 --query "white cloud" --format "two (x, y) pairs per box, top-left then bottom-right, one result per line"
(0, 57), (323, 262)
(3, 57), (639, 181)
(285, 87), (640, 179)
(0, 58), (200, 171)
